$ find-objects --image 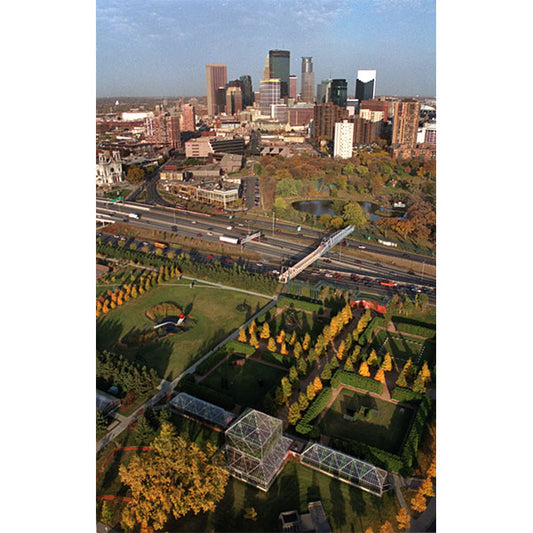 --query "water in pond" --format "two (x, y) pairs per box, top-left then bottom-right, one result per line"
(292, 200), (406, 221)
